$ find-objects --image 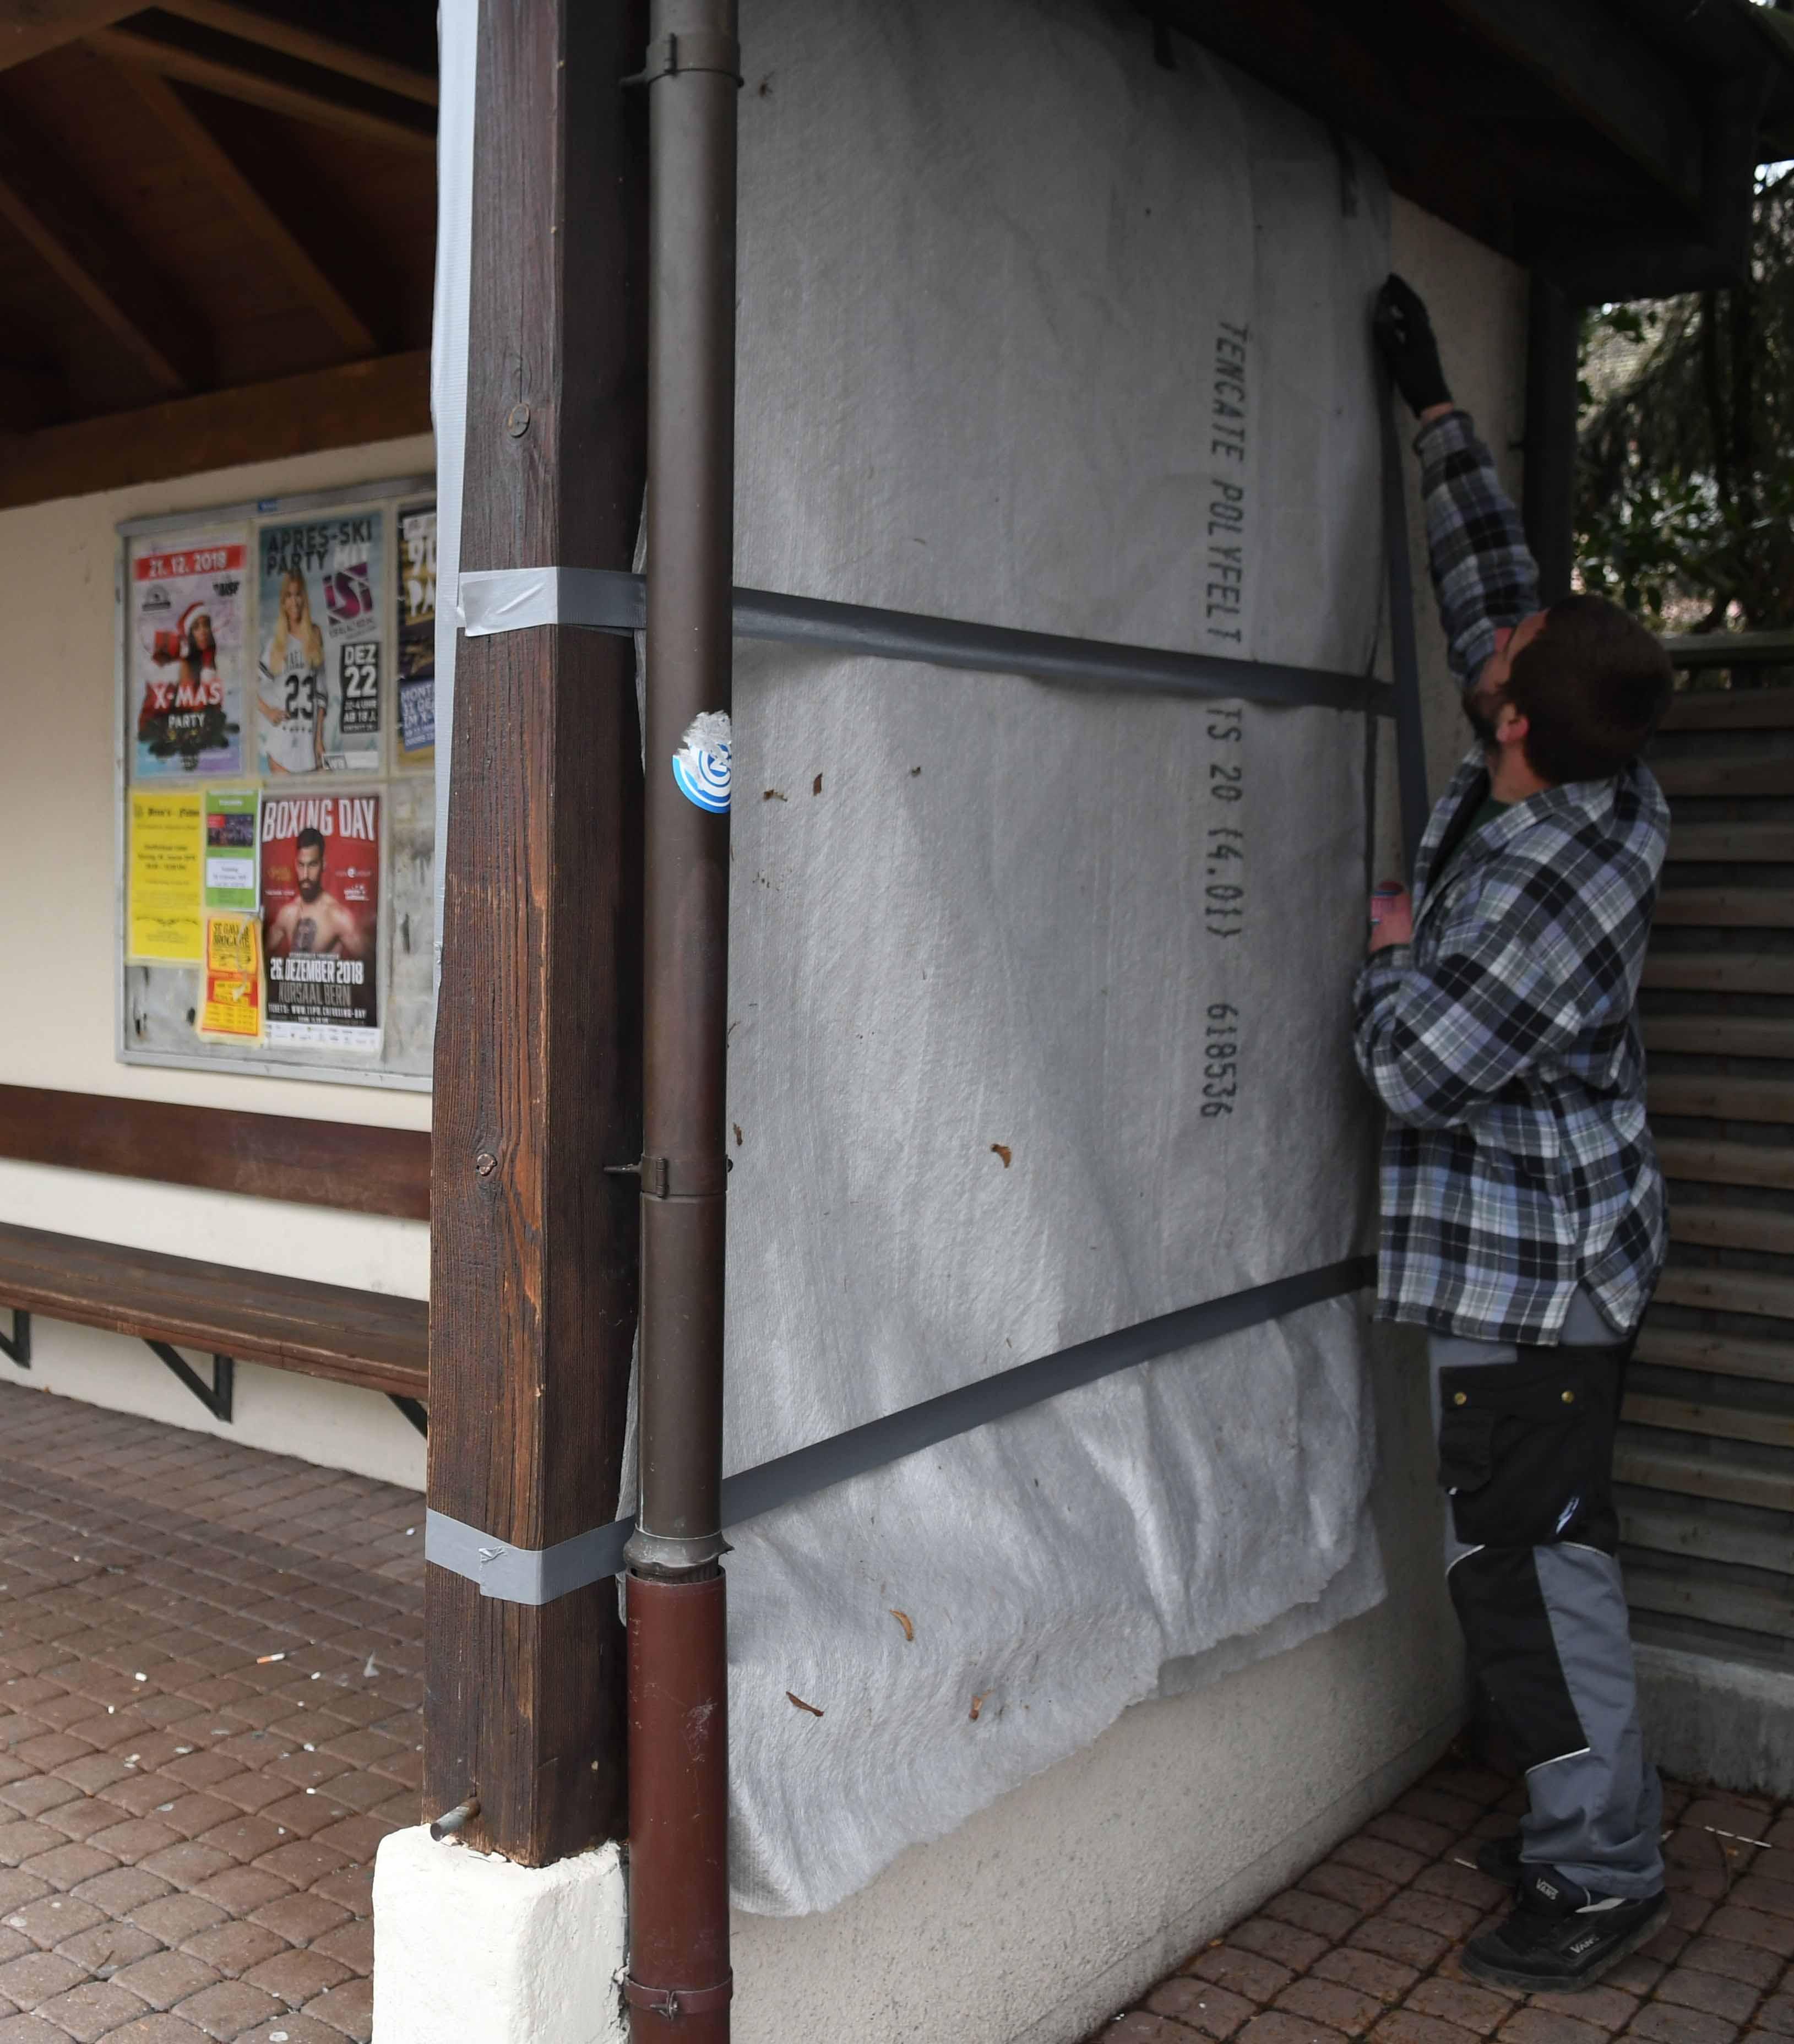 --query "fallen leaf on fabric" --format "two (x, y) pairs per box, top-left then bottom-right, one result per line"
(786, 1691), (824, 1718)
(733, 1123), (744, 1146)
(763, 788), (787, 802)
(813, 773), (823, 795)
(889, 1609), (914, 1642)
(969, 1692), (988, 1721)
(990, 1144), (1012, 1167)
